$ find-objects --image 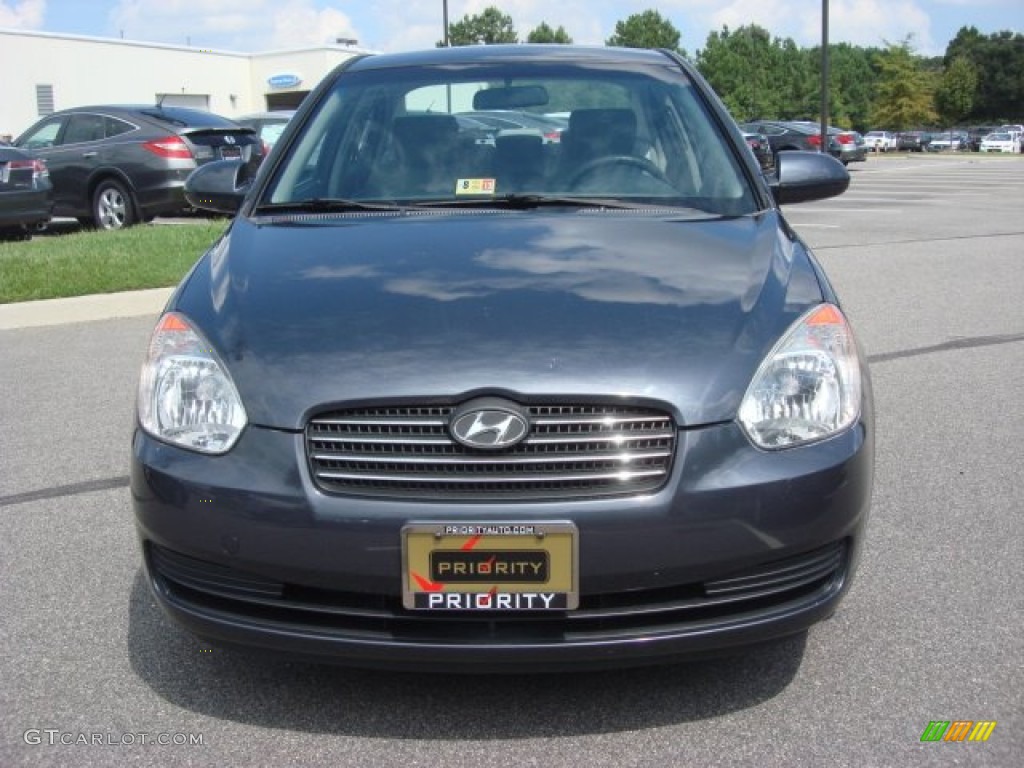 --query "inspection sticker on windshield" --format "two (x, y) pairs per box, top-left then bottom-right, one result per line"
(402, 522), (578, 610)
(455, 178), (496, 195)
